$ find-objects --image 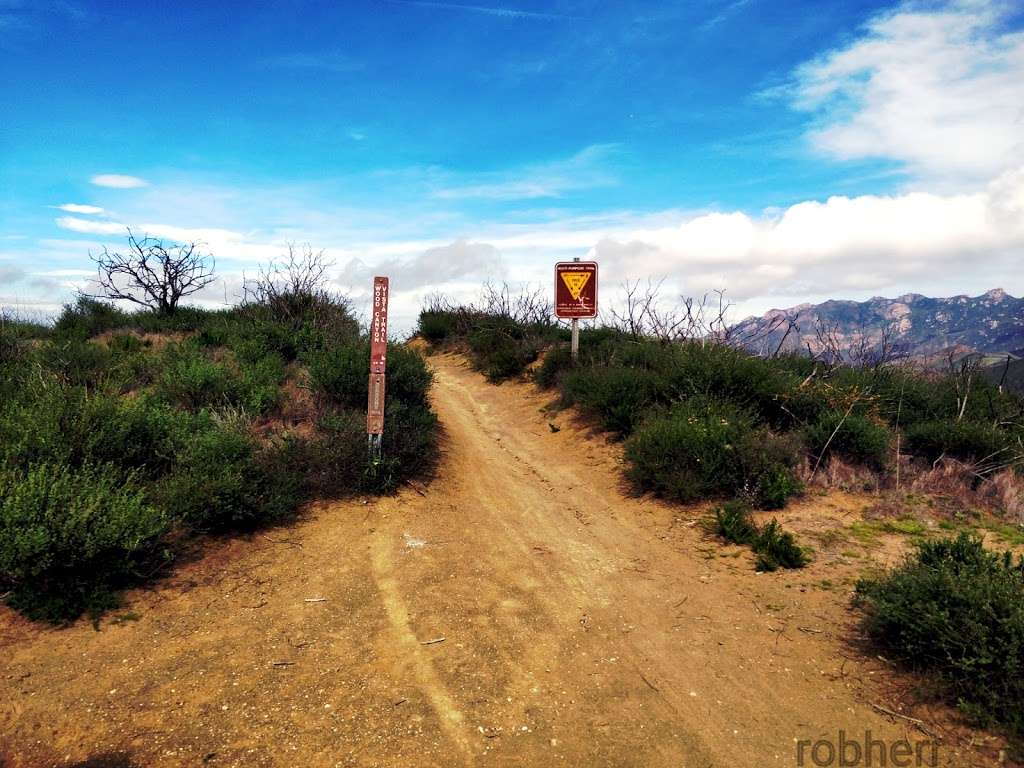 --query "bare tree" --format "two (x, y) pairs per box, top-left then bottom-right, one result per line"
(241, 244), (354, 334)
(479, 281), (554, 326)
(946, 349), (981, 422)
(87, 229), (216, 314)
(609, 279), (735, 344)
